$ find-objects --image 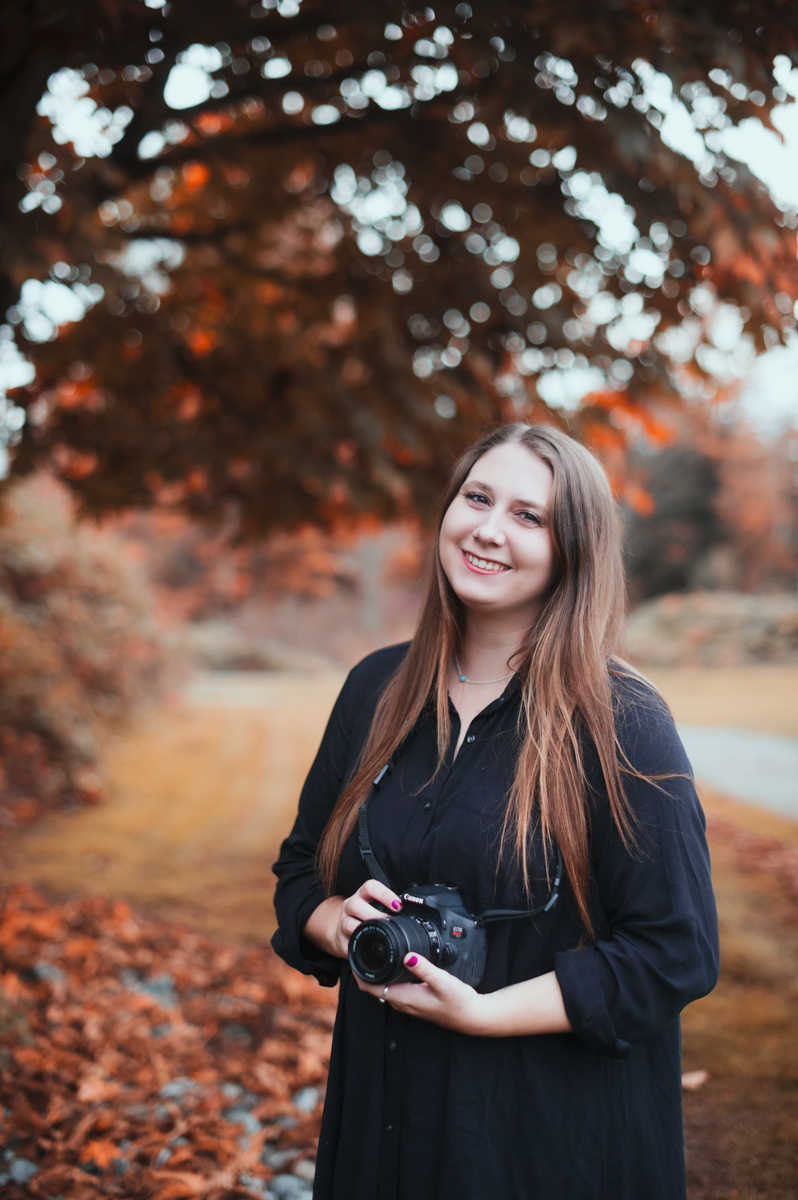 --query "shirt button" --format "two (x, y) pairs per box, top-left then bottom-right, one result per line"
(386, 1124), (394, 1132)
(389, 1040), (397, 1051)
(466, 734), (476, 743)
(424, 802), (431, 811)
